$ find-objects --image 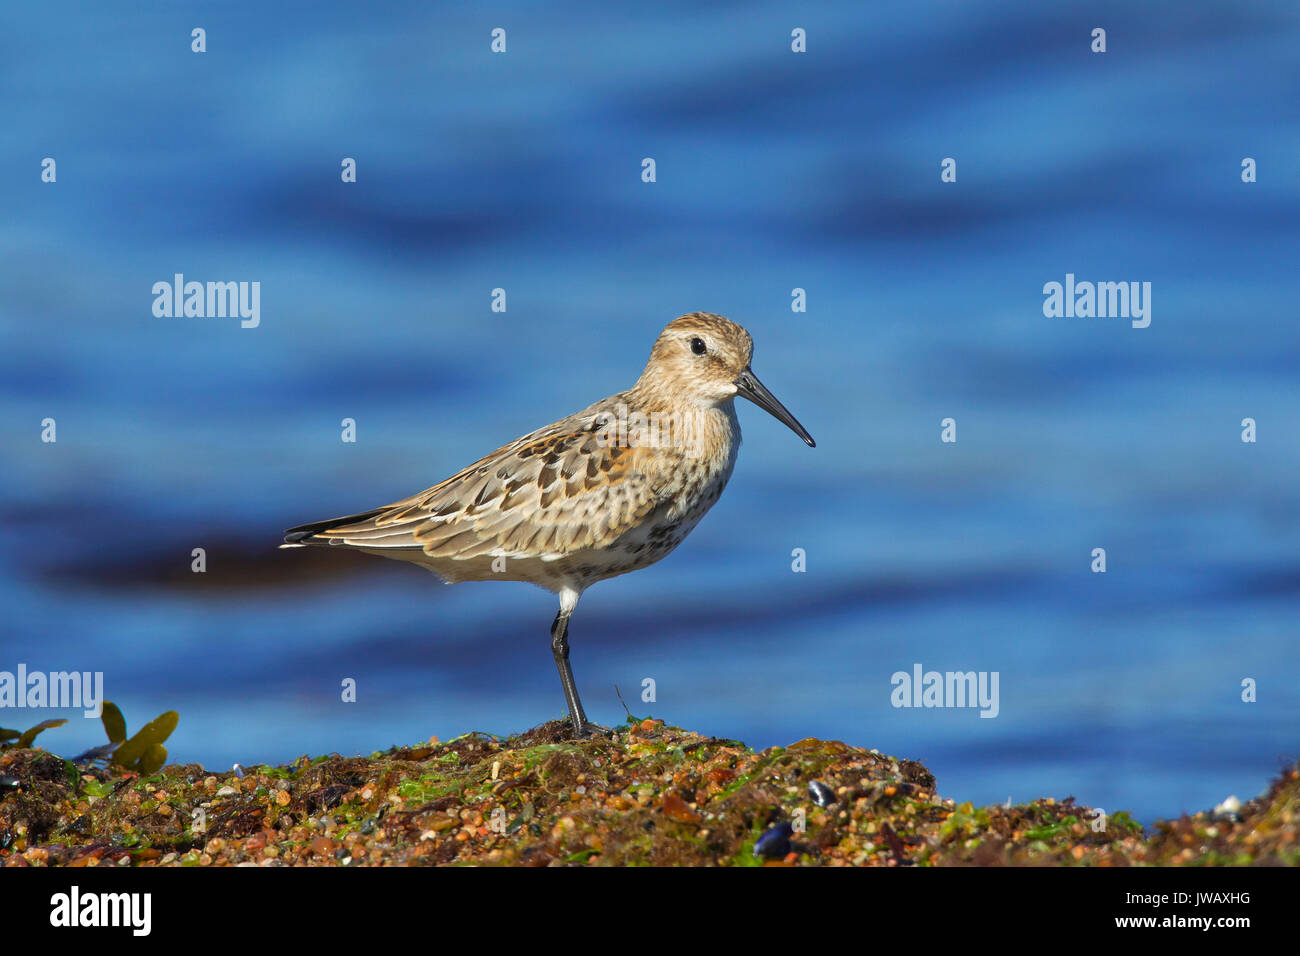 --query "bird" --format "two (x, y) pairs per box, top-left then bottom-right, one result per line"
(281, 312), (814, 737)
